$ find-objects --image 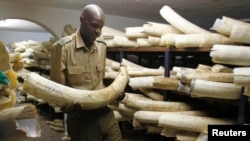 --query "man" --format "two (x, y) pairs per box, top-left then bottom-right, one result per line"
(50, 4), (122, 141)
